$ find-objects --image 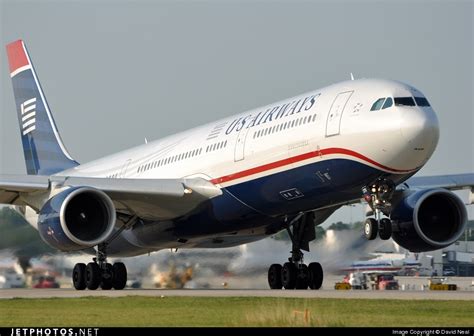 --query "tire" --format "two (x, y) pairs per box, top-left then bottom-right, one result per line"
(281, 262), (297, 289)
(268, 264), (283, 289)
(308, 262), (323, 290)
(295, 264), (309, 289)
(113, 262), (127, 290)
(100, 263), (114, 290)
(72, 263), (86, 290)
(86, 263), (101, 290)
(379, 218), (392, 240)
(364, 218), (378, 240)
